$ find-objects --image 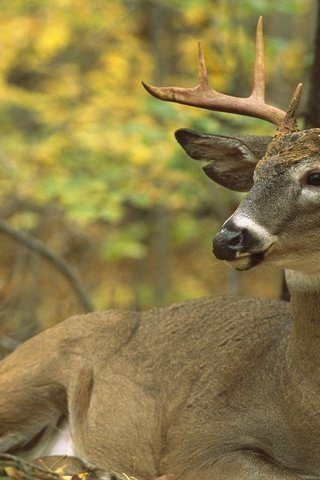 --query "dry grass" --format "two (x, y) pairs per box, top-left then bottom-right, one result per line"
(0, 454), (89, 480)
